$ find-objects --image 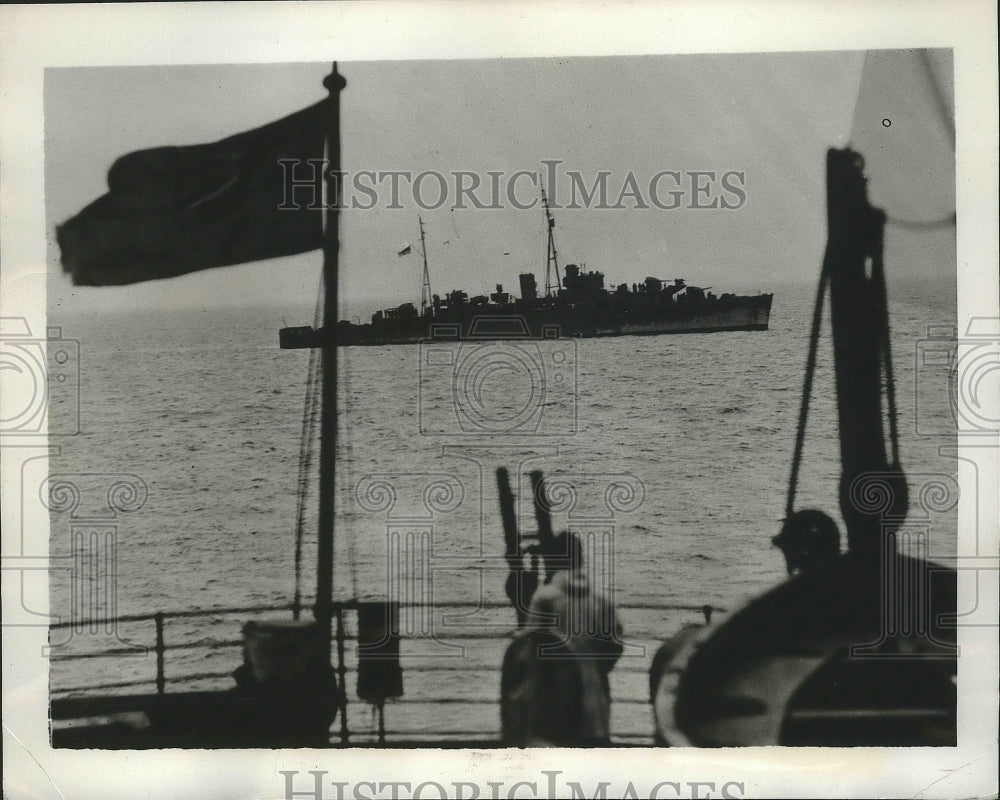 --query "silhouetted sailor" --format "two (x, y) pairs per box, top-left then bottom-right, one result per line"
(501, 531), (623, 746)
(771, 508), (841, 575)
